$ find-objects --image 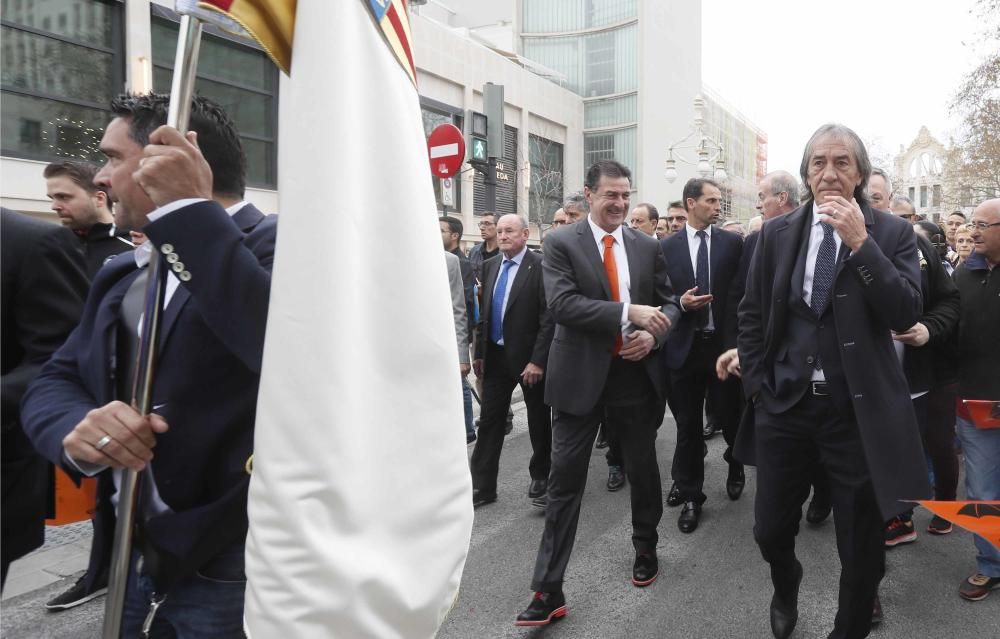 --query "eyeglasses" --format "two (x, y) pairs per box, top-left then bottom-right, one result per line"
(967, 221), (1000, 231)
(478, 221), (495, 229)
